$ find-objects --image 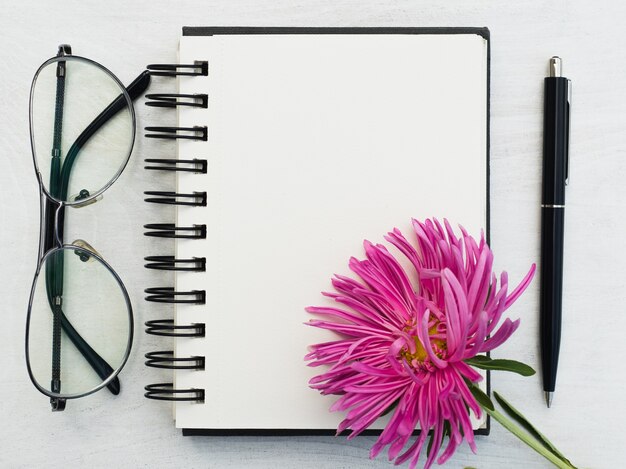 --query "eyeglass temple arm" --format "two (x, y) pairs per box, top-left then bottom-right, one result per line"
(58, 70), (151, 201)
(45, 291), (124, 395)
(45, 70), (151, 400)
(47, 55), (67, 407)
